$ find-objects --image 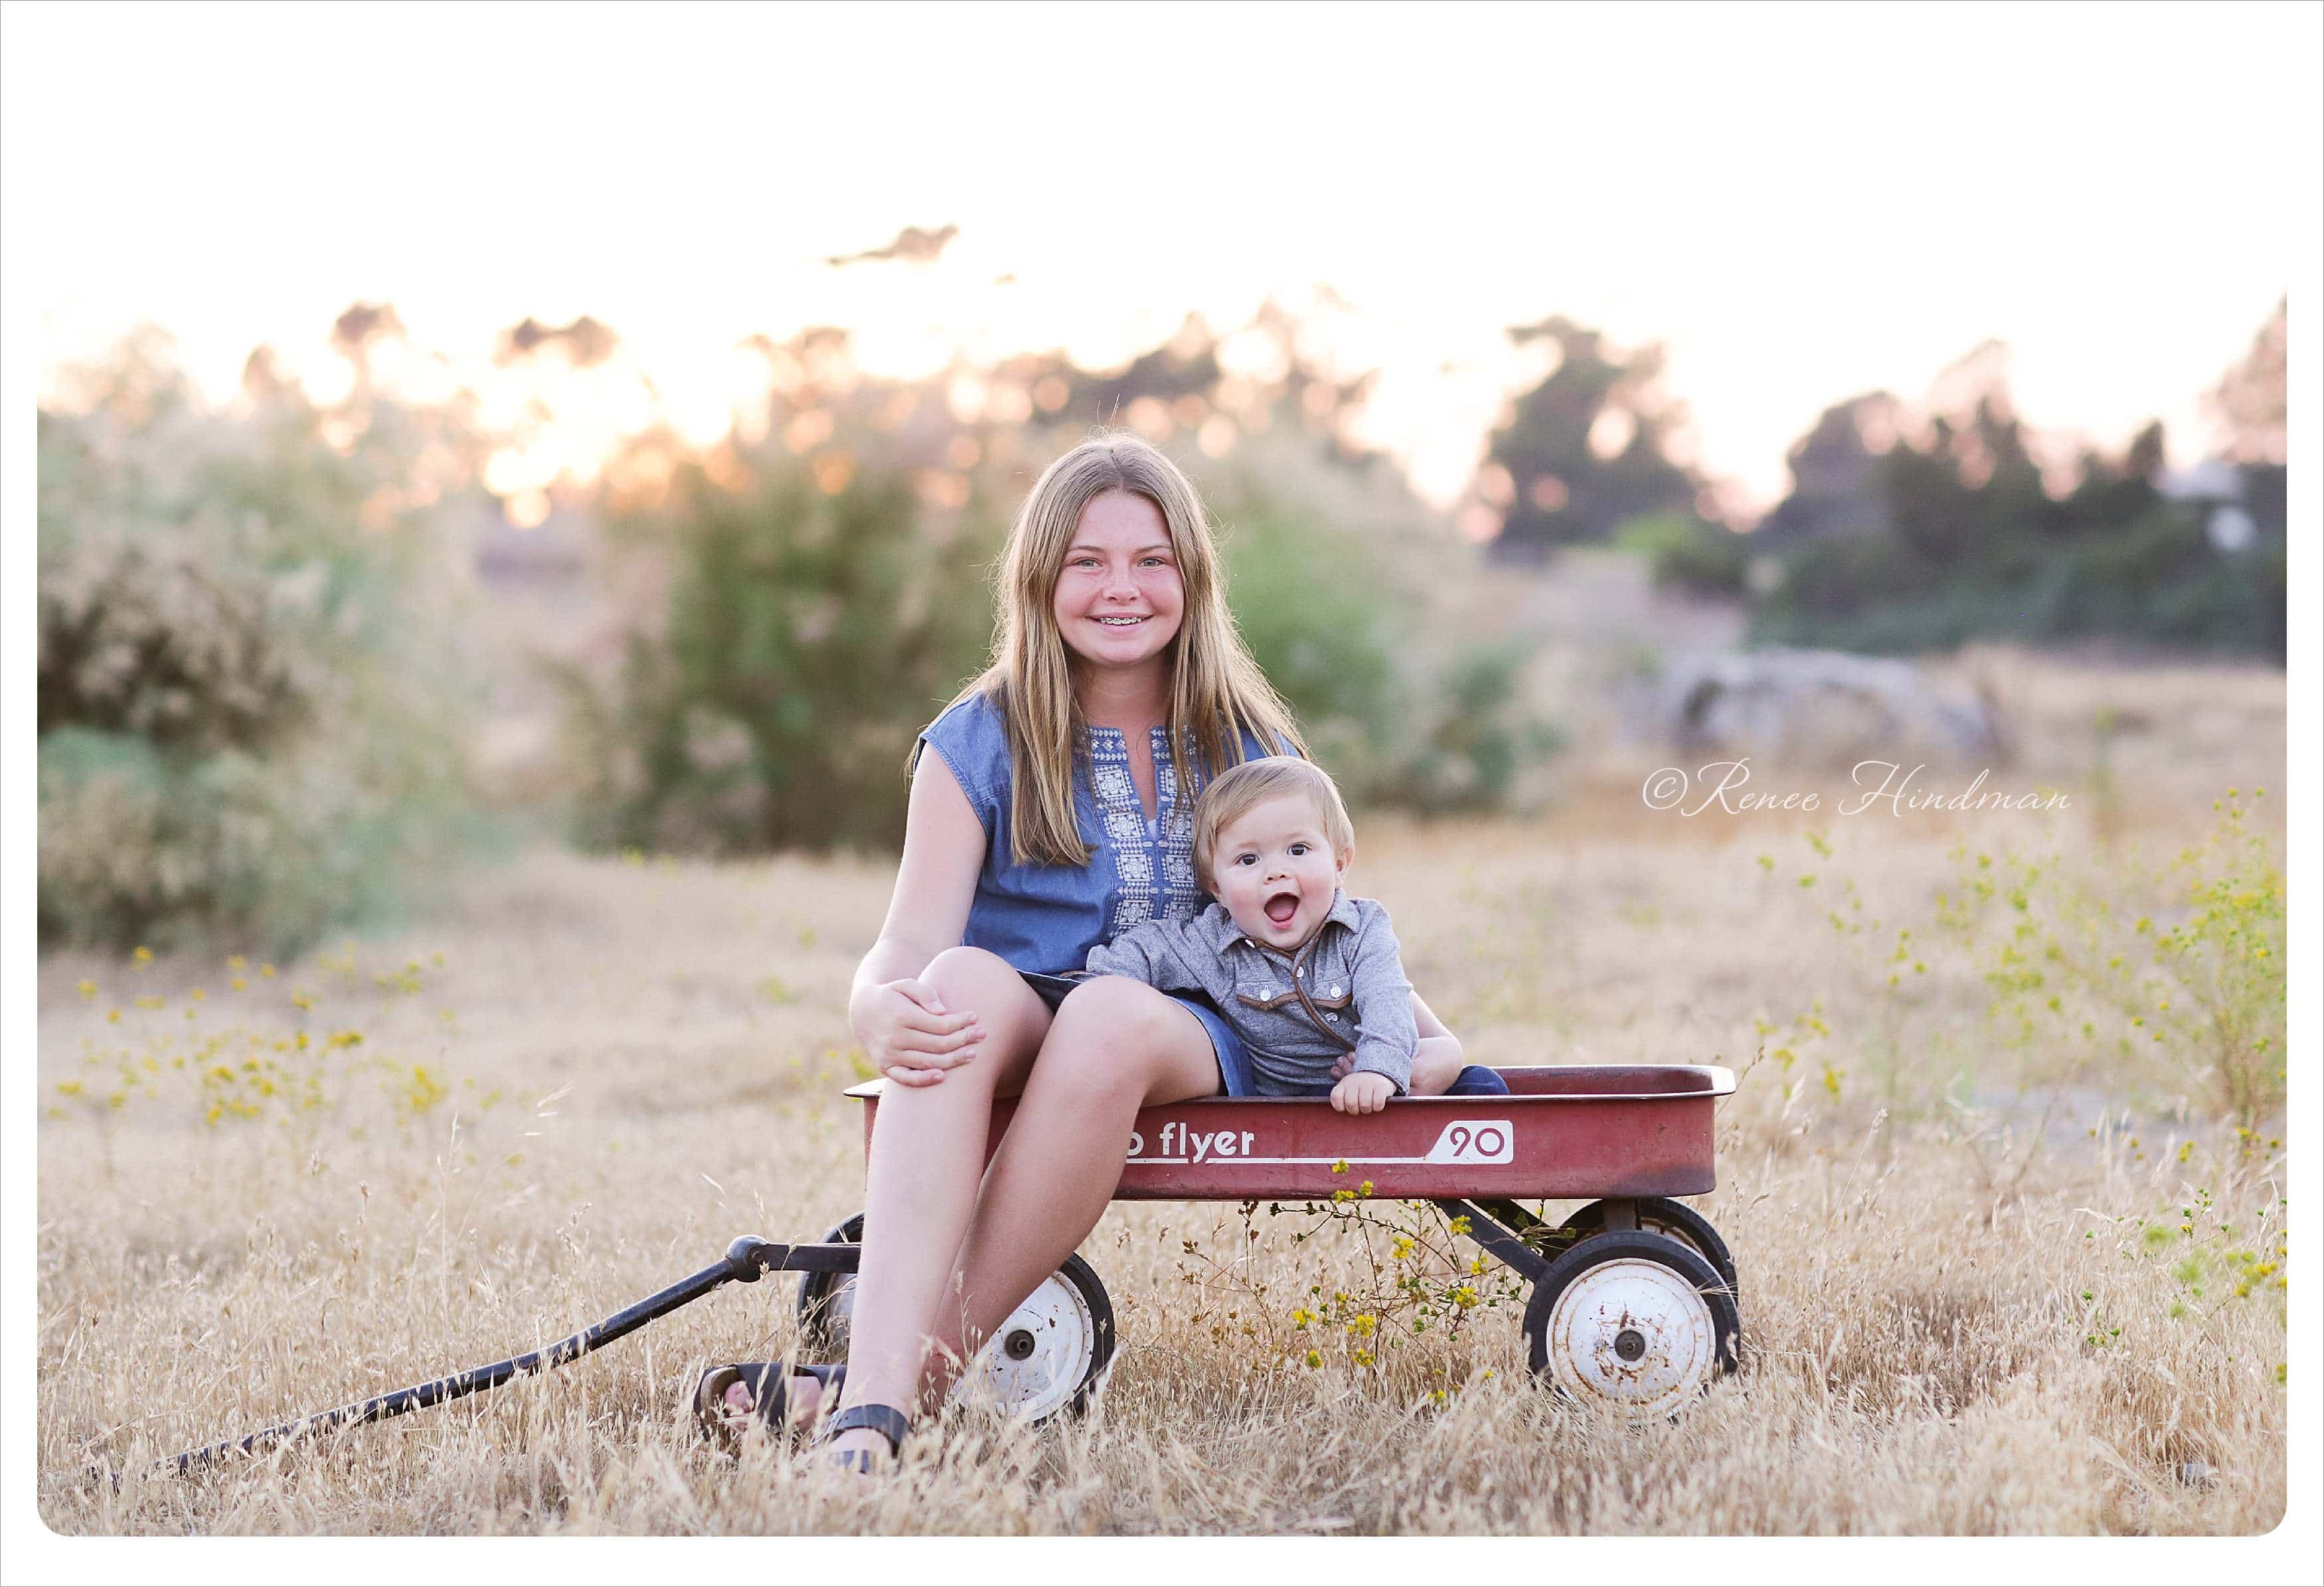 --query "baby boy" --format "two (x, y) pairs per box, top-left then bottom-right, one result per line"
(1084, 756), (1507, 1113)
